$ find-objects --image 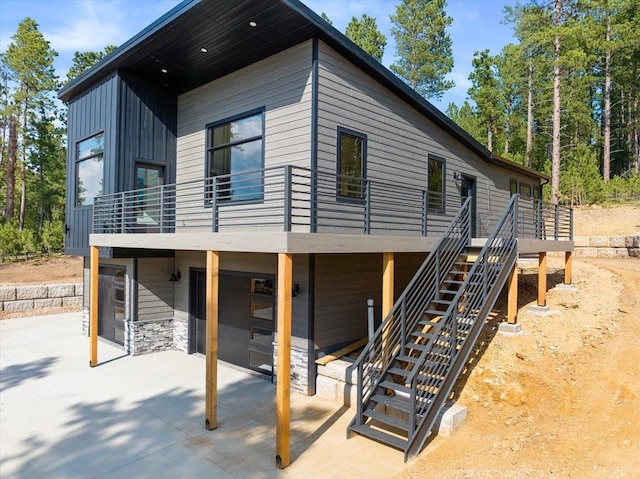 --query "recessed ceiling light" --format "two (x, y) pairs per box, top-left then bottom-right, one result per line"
(161, 68), (168, 74)
(249, 21), (257, 27)
(200, 47), (208, 53)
